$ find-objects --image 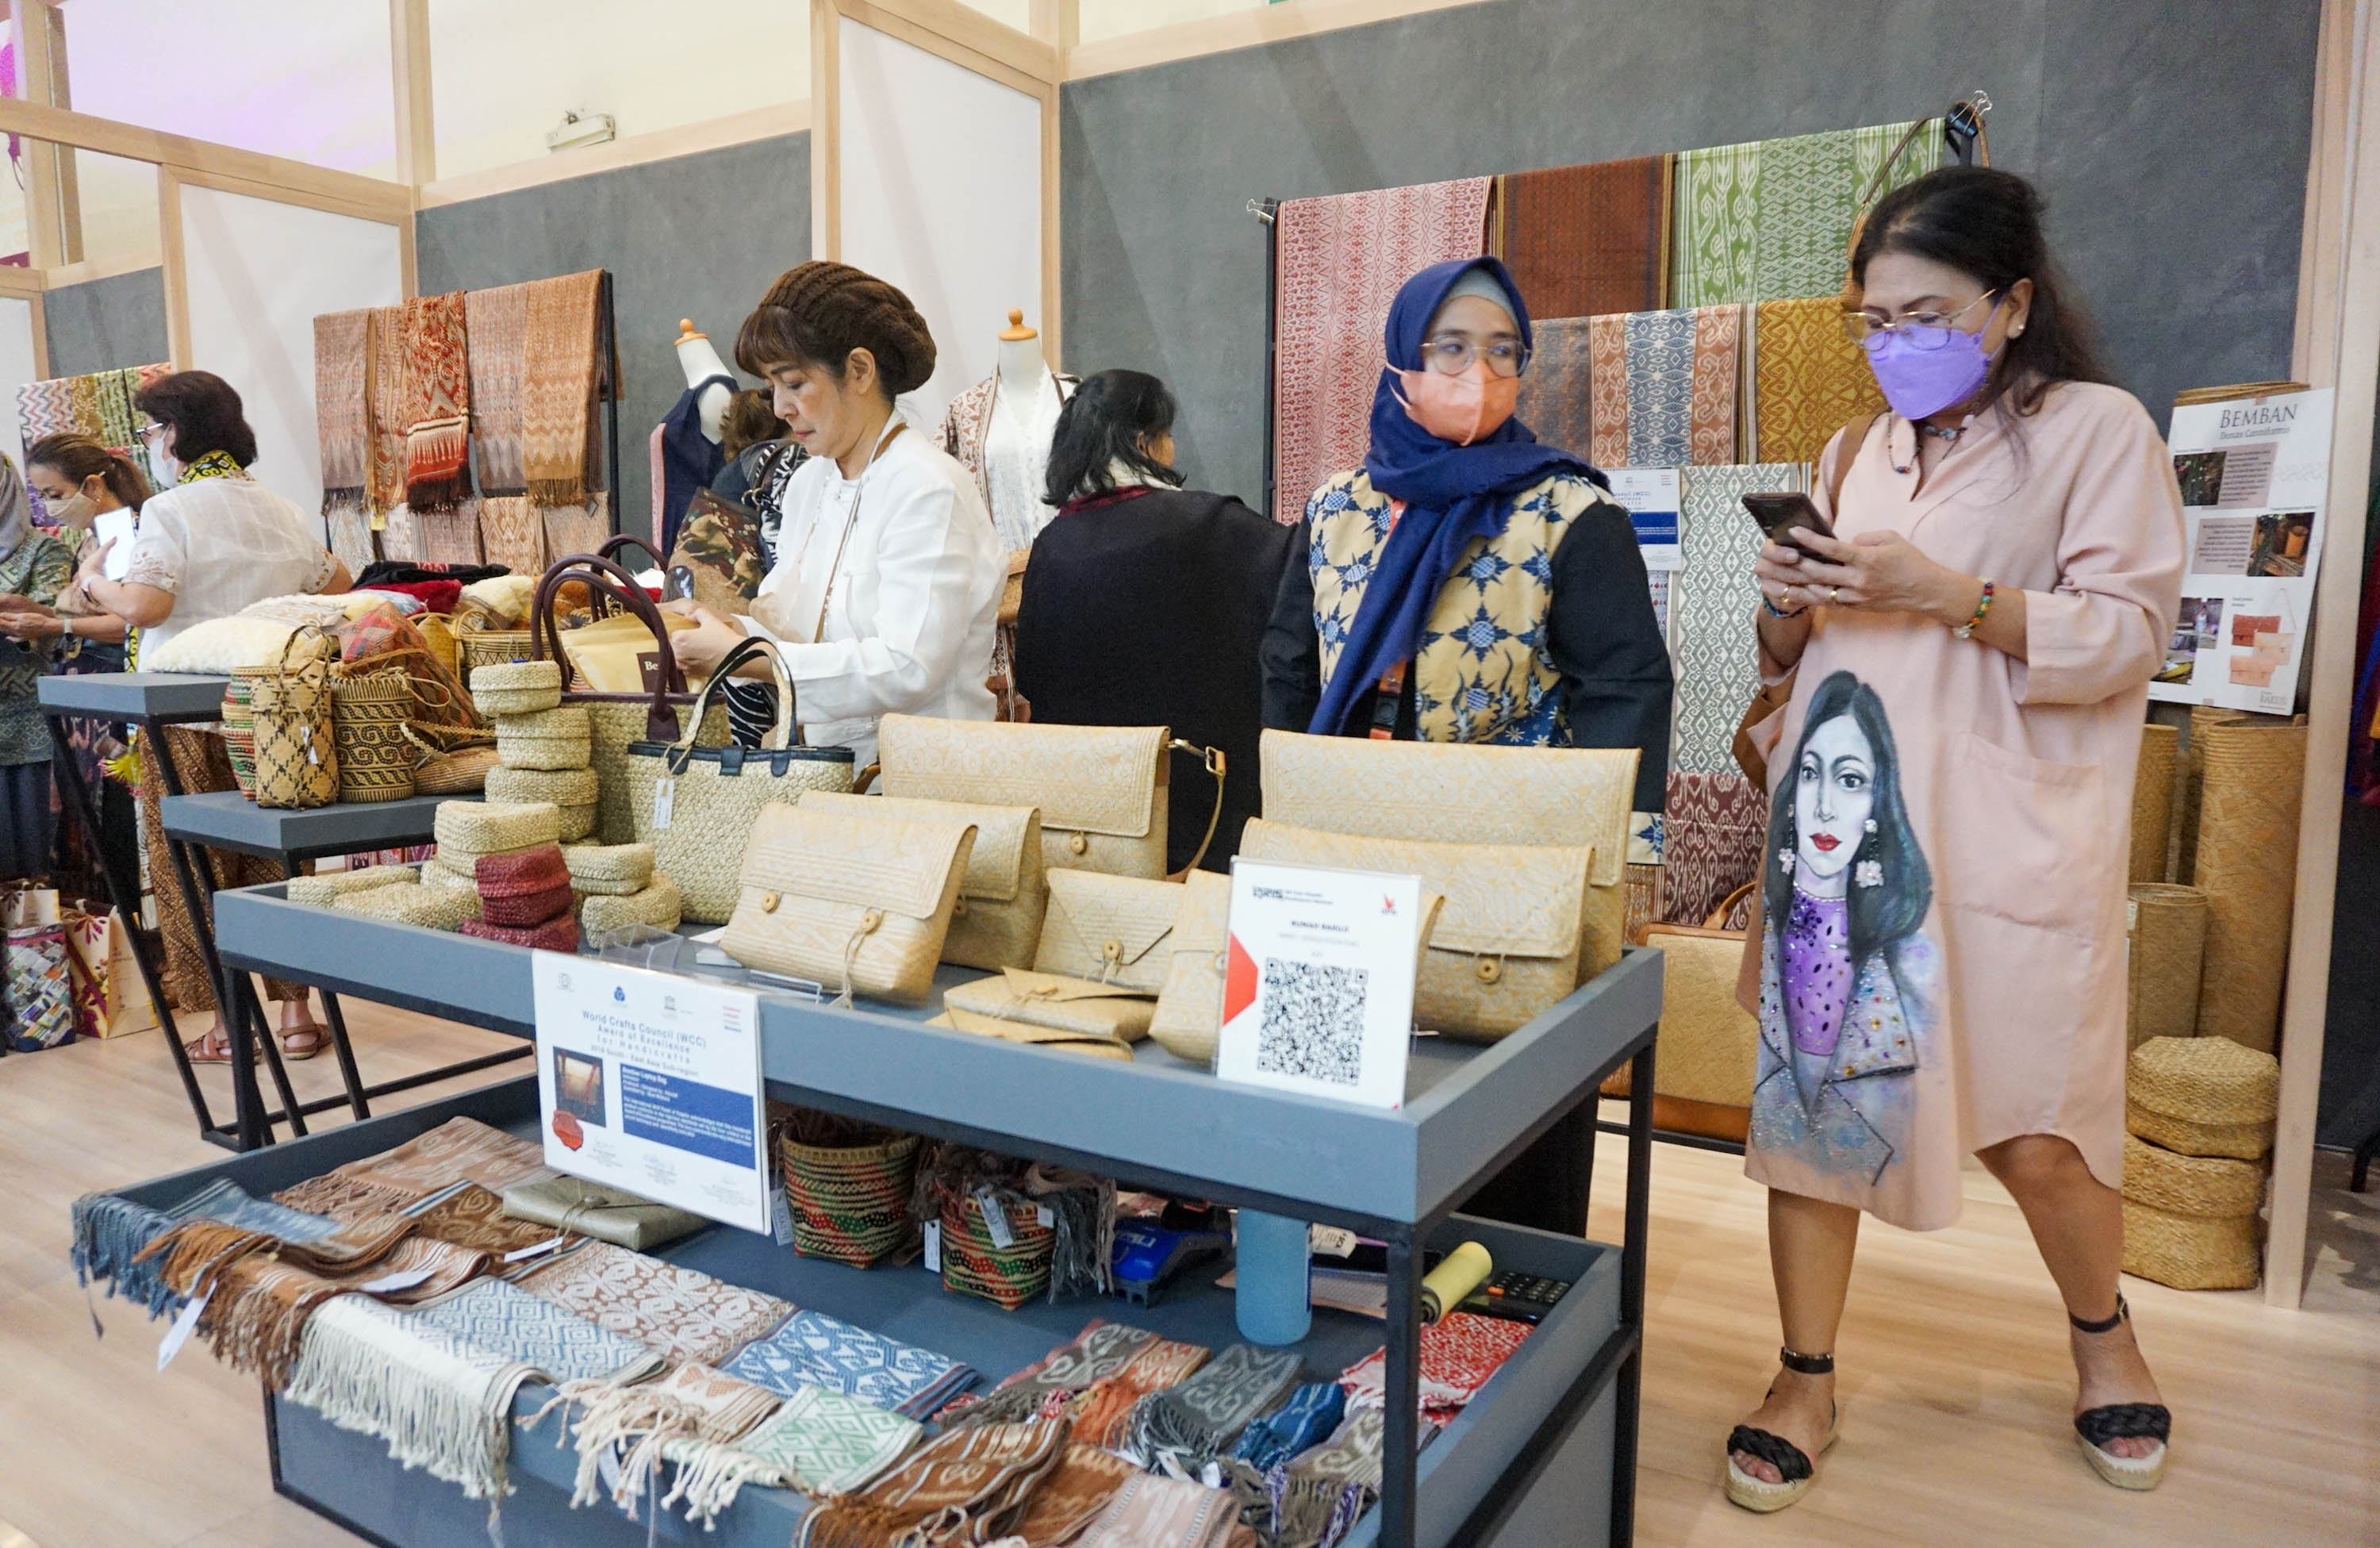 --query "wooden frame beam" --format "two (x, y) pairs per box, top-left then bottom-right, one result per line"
(835, 0), (1057, 86)
(156, 166), (190, 367)
(390, 0), (435, 188)
(420, 102), (812, 209)
(13, 0), (83, 269)
(1064, 0), (1498, 80)
(0, 98), (411, 221)
(812, 0), (842, 260)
